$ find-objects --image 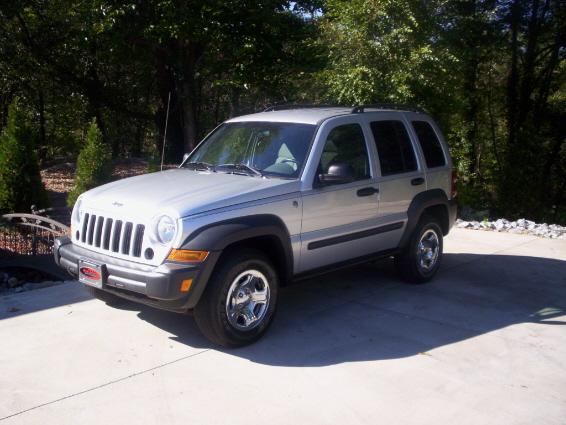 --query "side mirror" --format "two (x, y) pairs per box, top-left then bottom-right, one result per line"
(317, 163), (354, 186)
(182, 153), (190, 164)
